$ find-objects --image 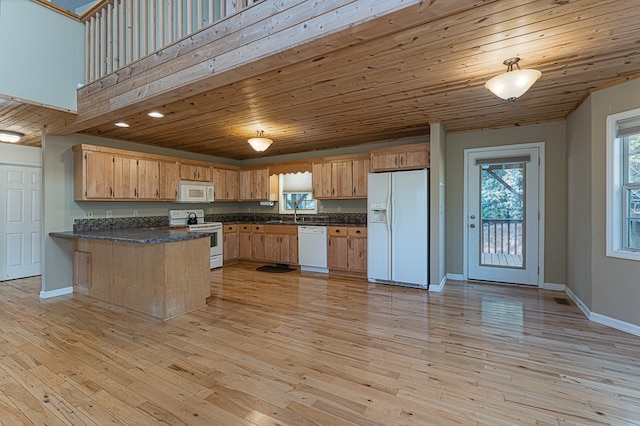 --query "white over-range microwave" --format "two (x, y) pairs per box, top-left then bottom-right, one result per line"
(177, 181), (214, 203)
